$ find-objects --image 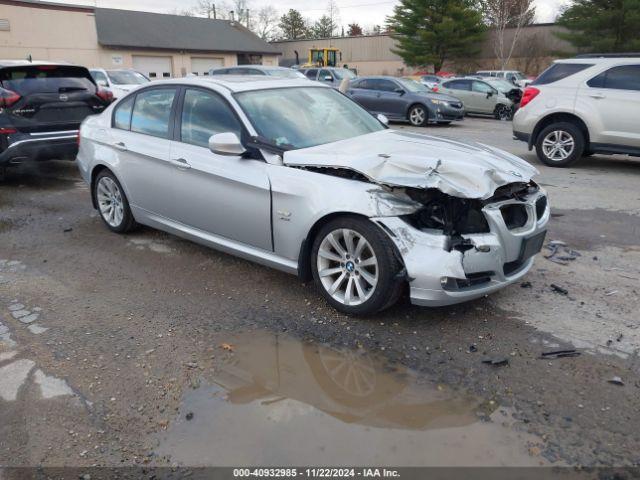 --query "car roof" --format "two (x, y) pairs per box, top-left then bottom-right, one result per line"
(156, 76), (328, 93)
(0, 60), (76, 68)
(212, 65), (294, 72)
(555, 56), (640, 65)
